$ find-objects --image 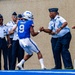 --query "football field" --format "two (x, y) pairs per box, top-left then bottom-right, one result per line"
(0, 70), (75, 75)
